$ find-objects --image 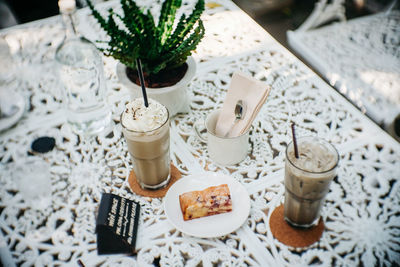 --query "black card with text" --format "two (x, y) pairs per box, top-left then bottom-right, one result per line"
(96, 193), (140, 255)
